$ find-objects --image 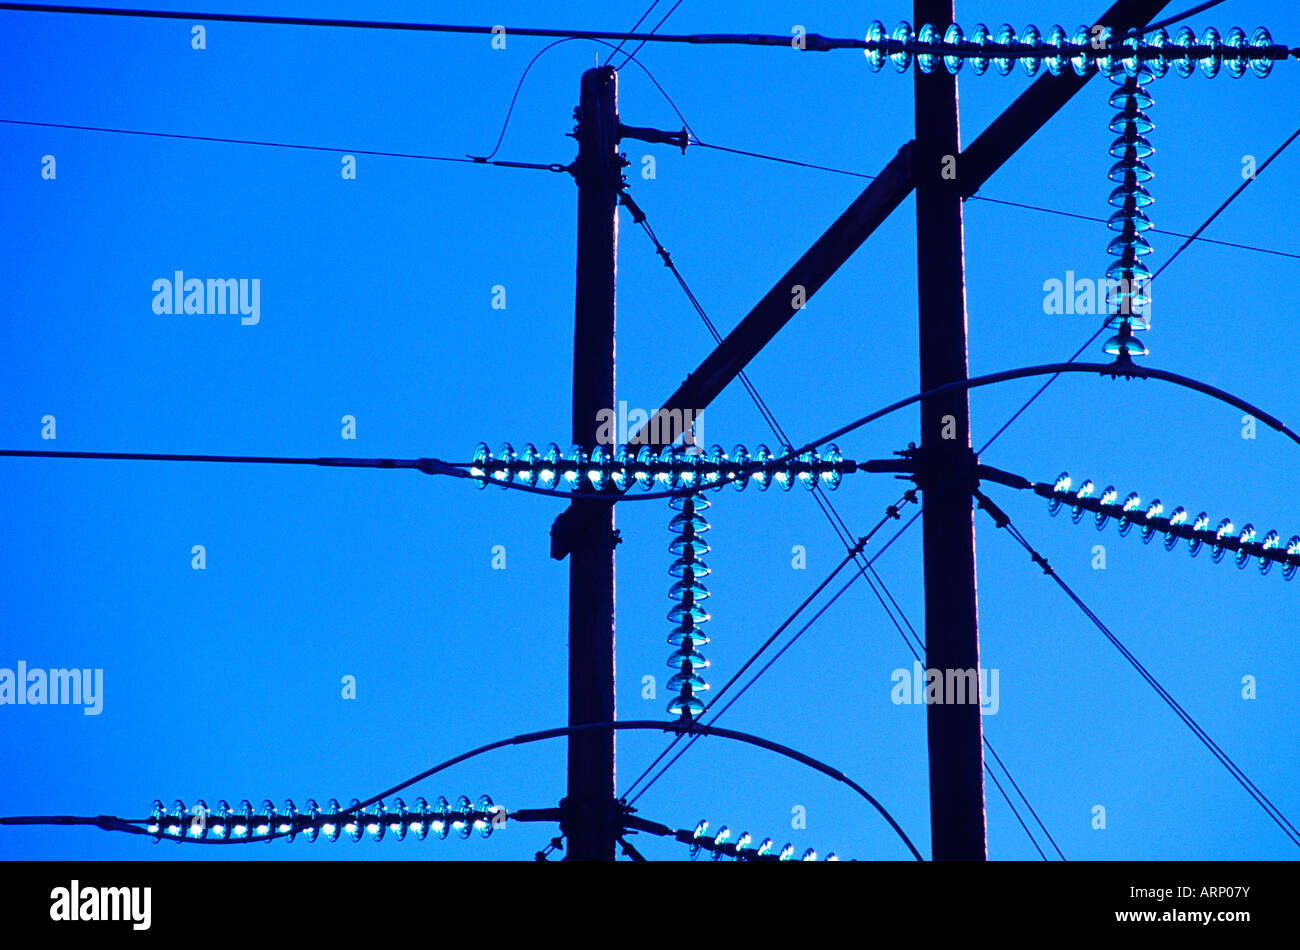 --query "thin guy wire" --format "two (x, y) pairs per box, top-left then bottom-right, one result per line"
(628, 526), (910, 808)
(620, 503), (907, 803)
(977, 327), (1106, 455)
(855, 549), (1066, 860)
(968, 194), (1300, 262)
(631, 506), (1060, 868)
(809, 489), (1062, 860)
(0, 118), (564, 170)
(837, 515), (1066, 860)
(1150, 125), (1300, 283)
(690, 141), (1299, 262)
(603, 0), (661, 67)
(7, 120), (1291, 262)
(989, 506), (1300, 849)
(616, 0), (684, 71)
(477, 35), (696, 160)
